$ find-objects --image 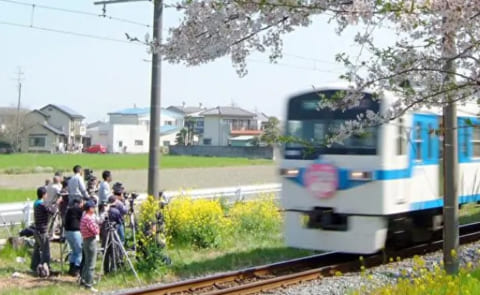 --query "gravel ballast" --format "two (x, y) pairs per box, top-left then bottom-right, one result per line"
(276, 241), (480, 295)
